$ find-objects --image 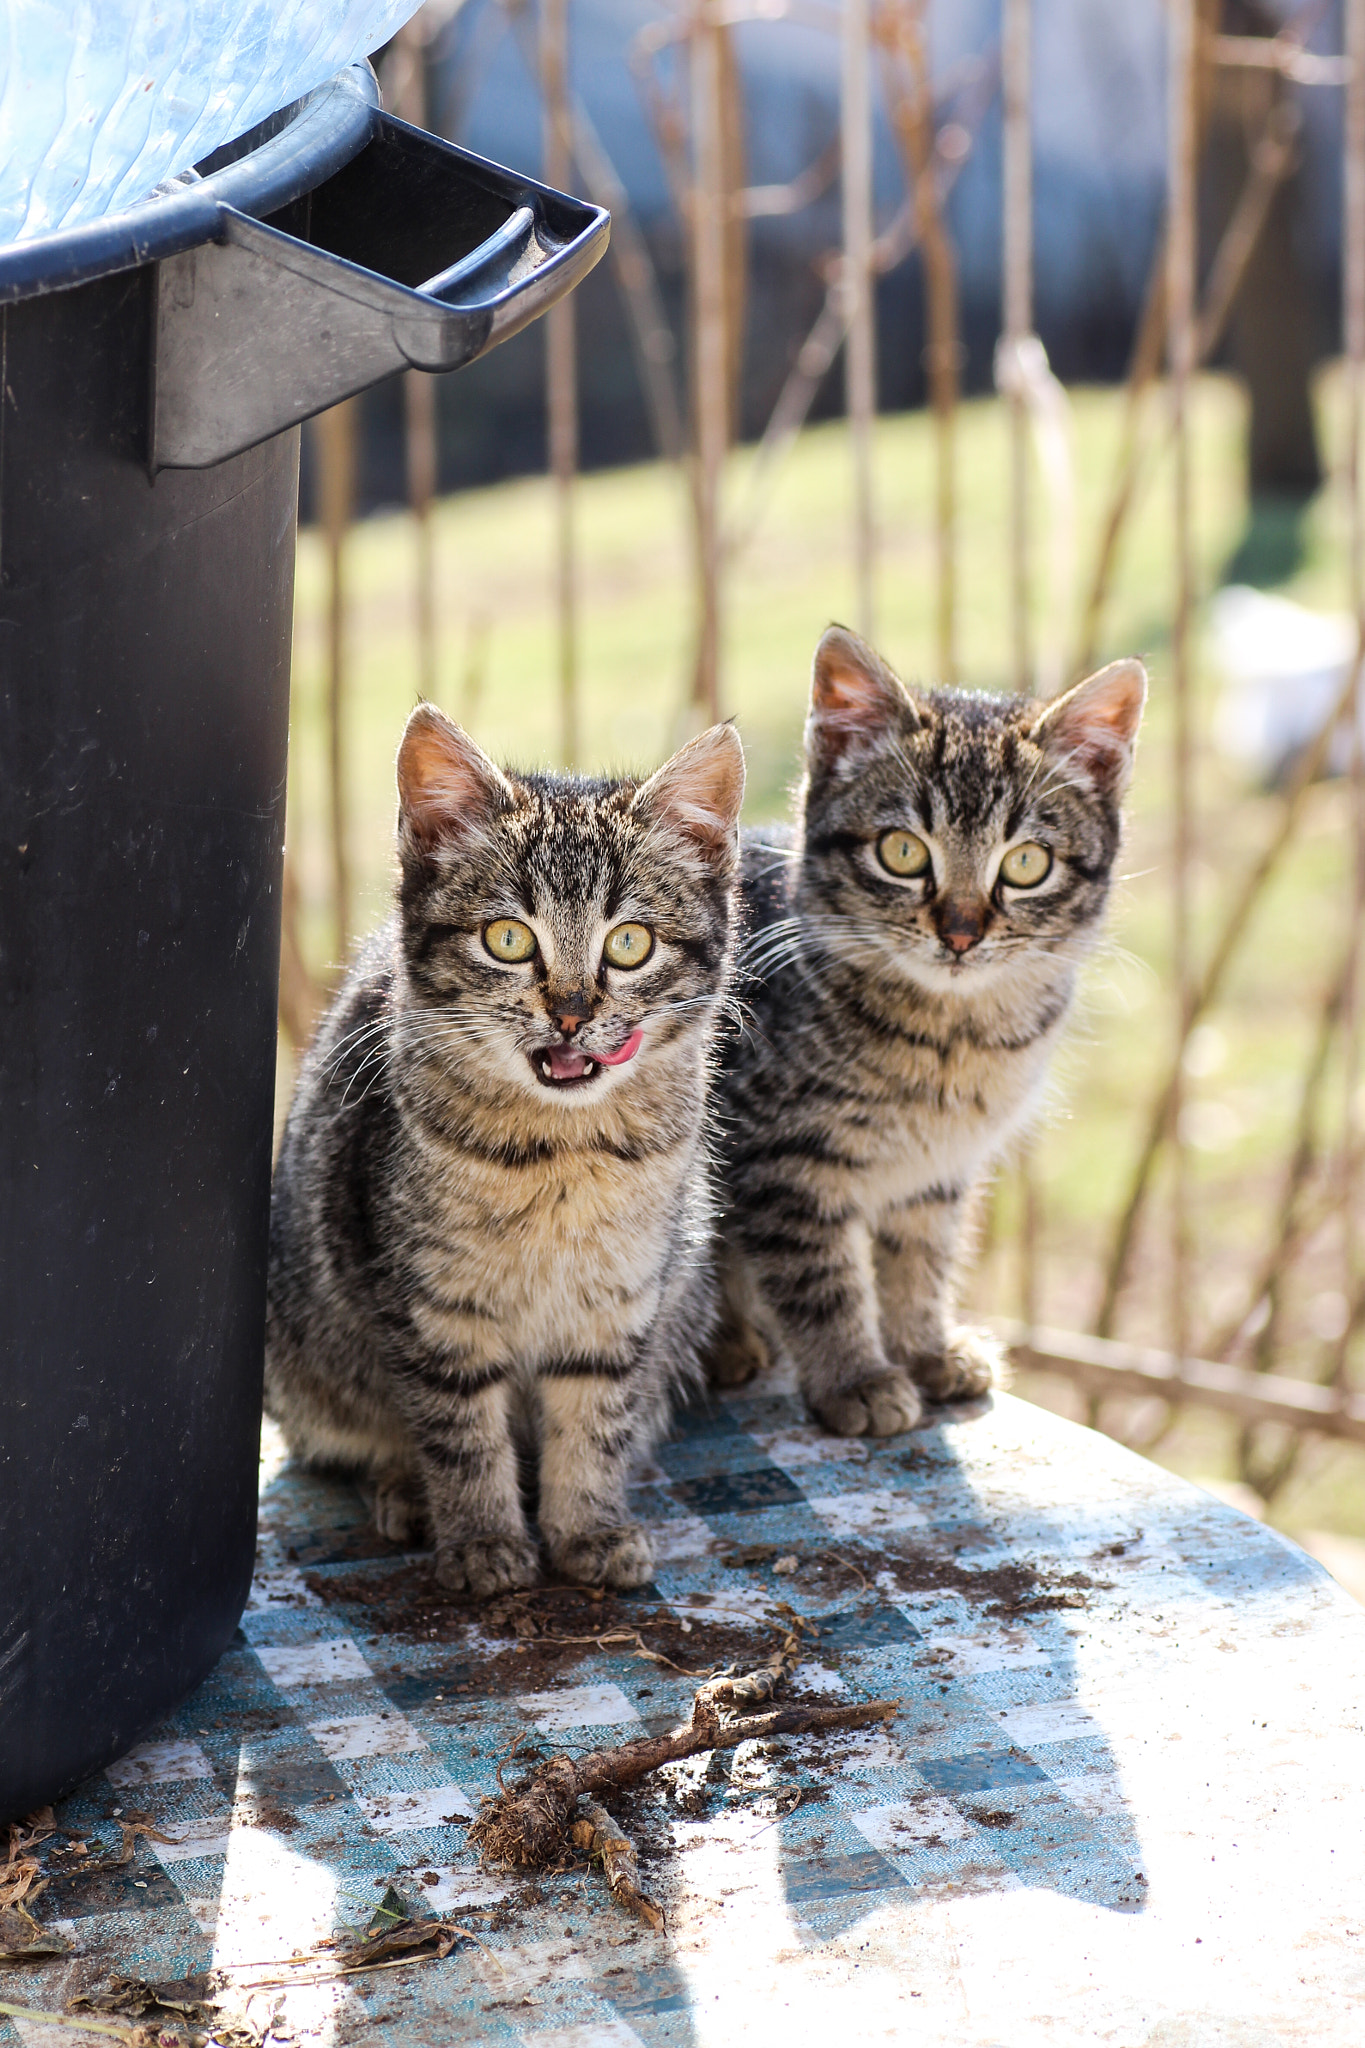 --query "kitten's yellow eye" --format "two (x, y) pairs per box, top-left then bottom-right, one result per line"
(603, 922), (654, 970)
(876, 829), (931, 879)
(484, 918), (537, 963)
(999, 841), (1052, 888)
